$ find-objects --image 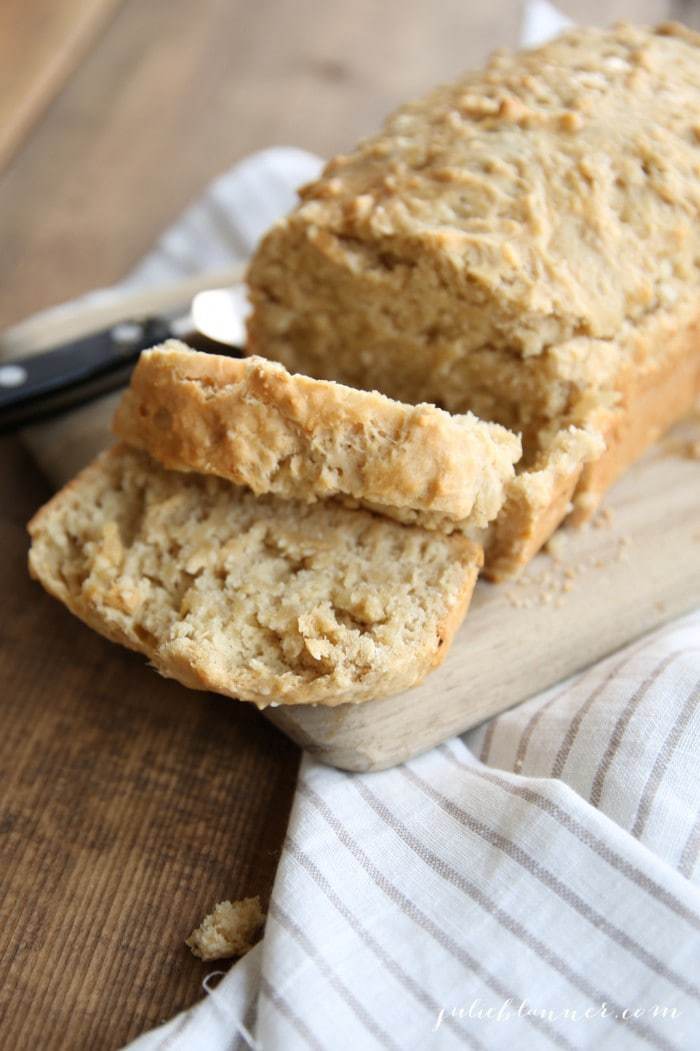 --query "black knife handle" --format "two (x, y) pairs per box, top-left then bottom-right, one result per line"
(0, 316), (172, 434)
